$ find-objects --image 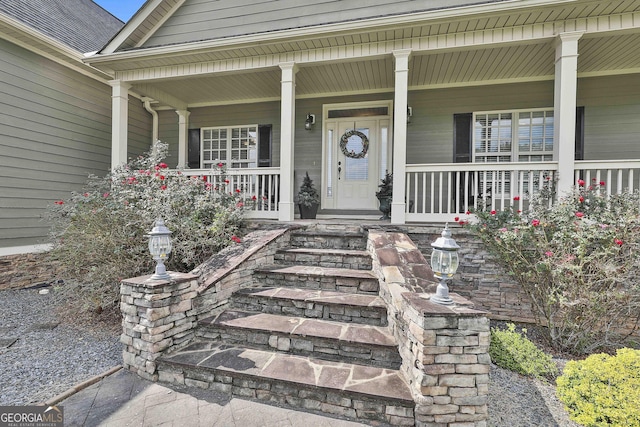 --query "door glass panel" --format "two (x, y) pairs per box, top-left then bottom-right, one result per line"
(326, 128), (333, 197)
(380, 126), (388, 180)
(345, 127), (369, 181)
